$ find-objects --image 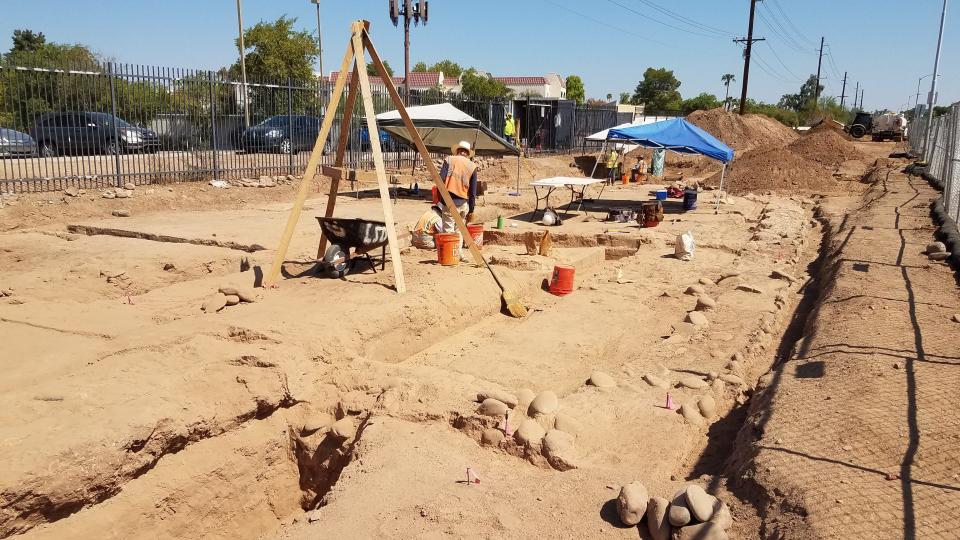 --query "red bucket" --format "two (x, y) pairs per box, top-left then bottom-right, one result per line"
(431, 186), (440, 204)
(435, 233), (460, 266)
(466, 223), (484, 249)
(549, 265), (575, 296)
